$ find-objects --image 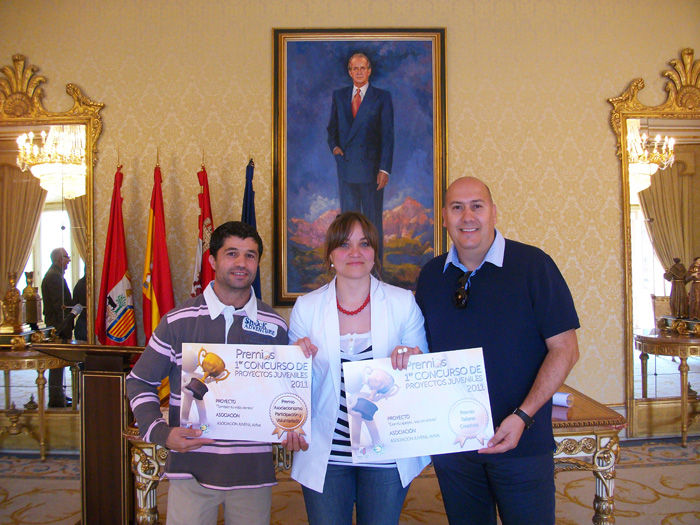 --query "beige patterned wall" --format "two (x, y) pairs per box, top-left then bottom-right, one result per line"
(1, 0), (698, 405)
